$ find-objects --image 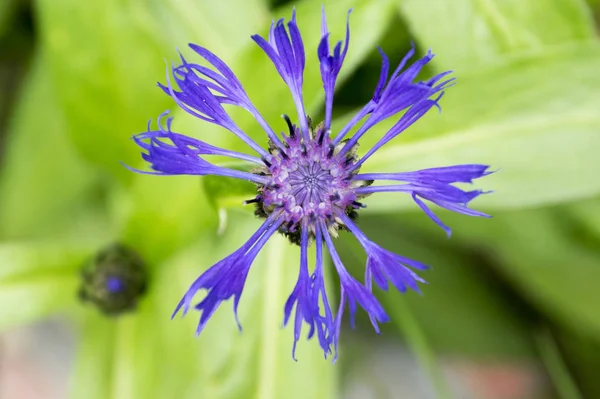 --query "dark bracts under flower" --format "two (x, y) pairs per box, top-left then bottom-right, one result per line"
(128, 8), (493, 360)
